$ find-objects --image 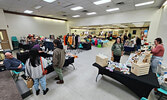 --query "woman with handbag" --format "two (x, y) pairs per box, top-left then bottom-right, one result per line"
(111, 37), (124, 63)
(25, 48), (49, 95)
